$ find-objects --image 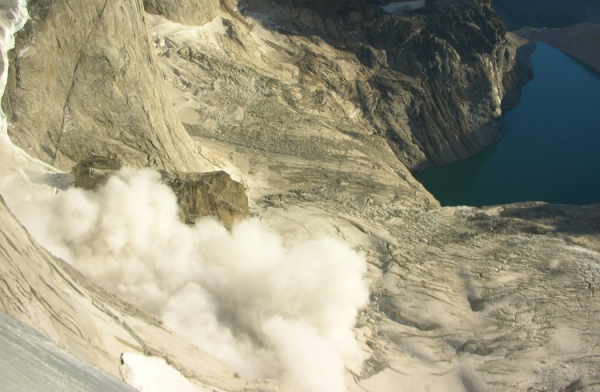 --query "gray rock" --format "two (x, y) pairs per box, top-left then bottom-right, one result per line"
(225, 0), (531, 172)
(73, 156), (123, 190)
(2, 0), (211, 172)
